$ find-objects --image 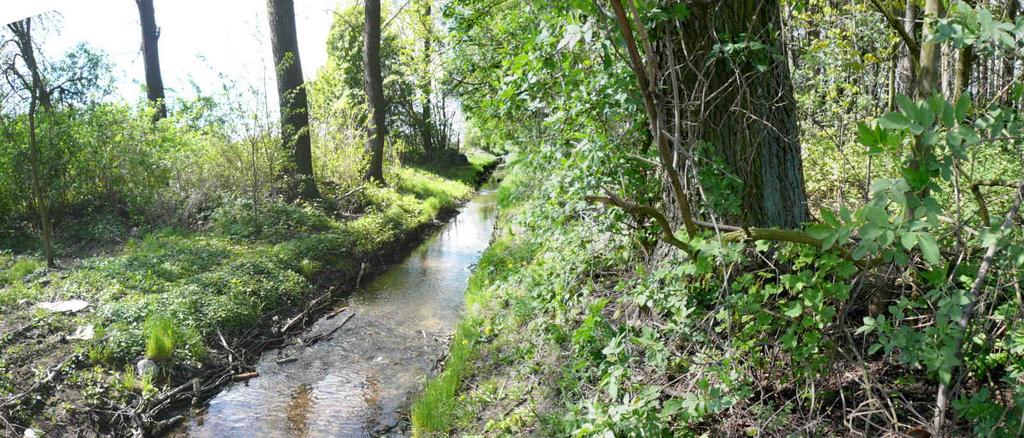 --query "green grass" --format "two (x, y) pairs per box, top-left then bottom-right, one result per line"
(411, 320), (483, 433)
(410, 235), (539, 436)
(0, 256), (44, 286)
